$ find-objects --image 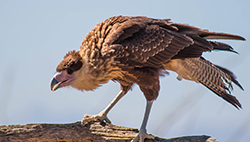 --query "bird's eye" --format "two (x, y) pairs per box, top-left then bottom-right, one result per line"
(67, 69), (73, 75)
